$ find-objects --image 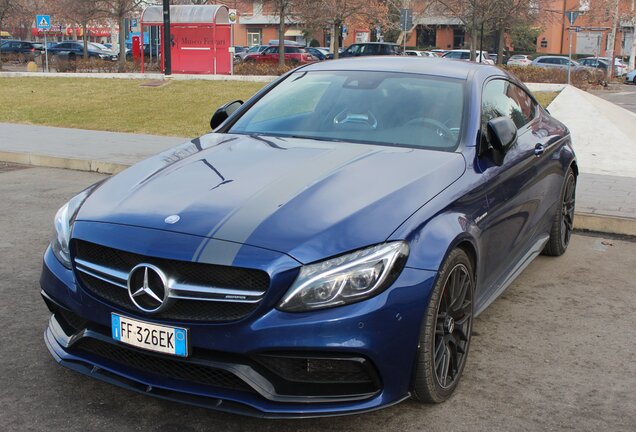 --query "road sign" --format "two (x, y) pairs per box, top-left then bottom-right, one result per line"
(565, 11), (579, 25)
(400, 8), (413, 31)
(228, 9), (237, 25)
(36, 15), (51, 30)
